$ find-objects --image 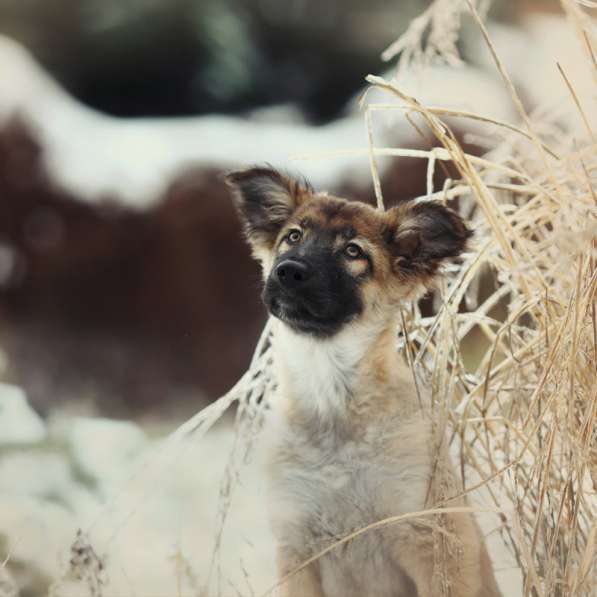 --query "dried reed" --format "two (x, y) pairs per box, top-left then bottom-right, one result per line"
(266, 0), (597, 594)
(351, 1), (595, 595)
